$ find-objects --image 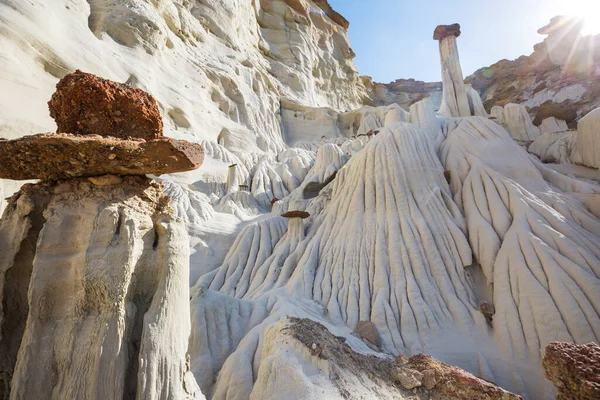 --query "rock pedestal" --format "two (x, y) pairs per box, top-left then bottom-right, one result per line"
(434, 24), (471, 118)
(0, 177), (201, 399)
